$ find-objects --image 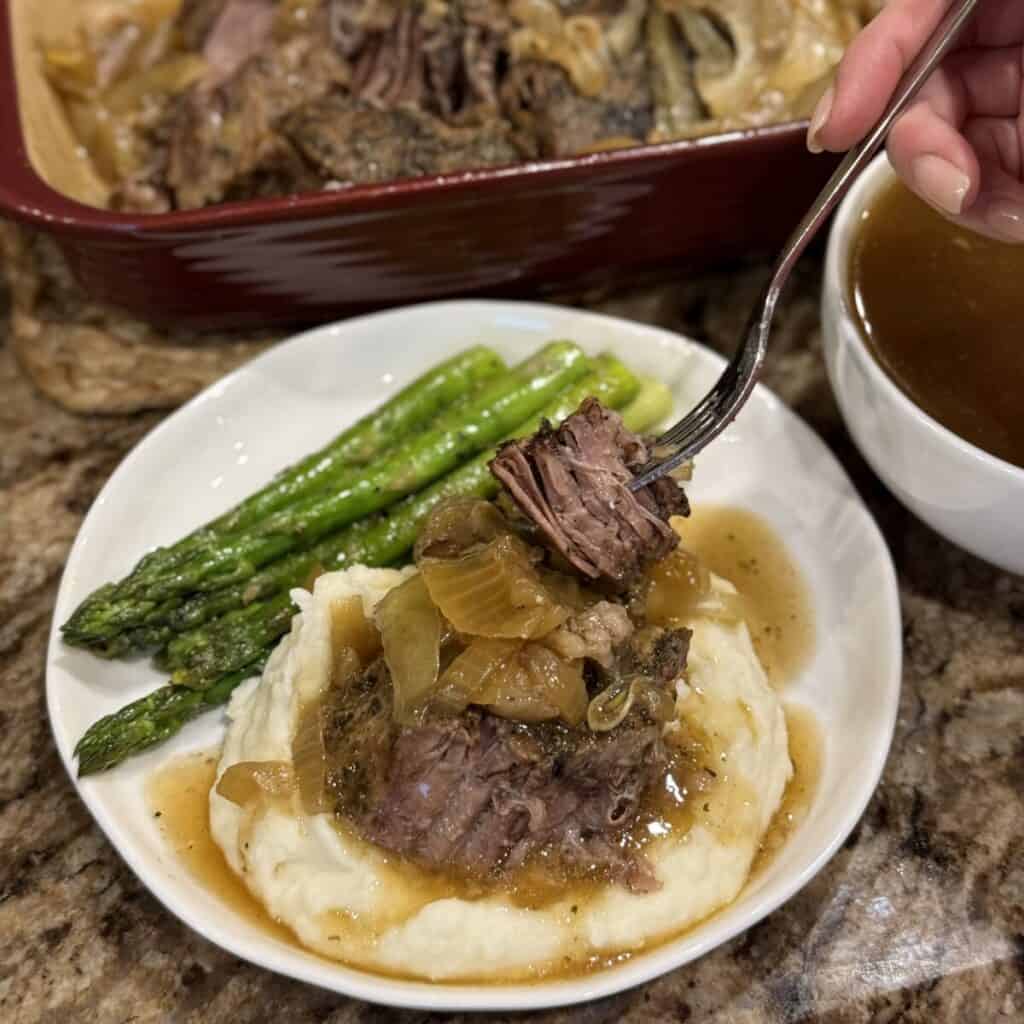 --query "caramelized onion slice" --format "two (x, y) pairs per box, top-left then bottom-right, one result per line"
(330, 596), (381, 668)
(437, 638), (588, 726)
(606, 0), (649, 58)
(216, 760), (294, 807)
(421, 534), (568, 640)
(292, 702), (330, 815)
(509, 3), (611, 98)
(375, 575), (443, 724)
(537, 568), (591, 613)
(414, 498), (509, 562)
(645, 548), (744, 626)
(588, 678), (637, 732)
(289, 596), (382, 812)
(509, 0), (563, 36)
(588, 672), (678, 732)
